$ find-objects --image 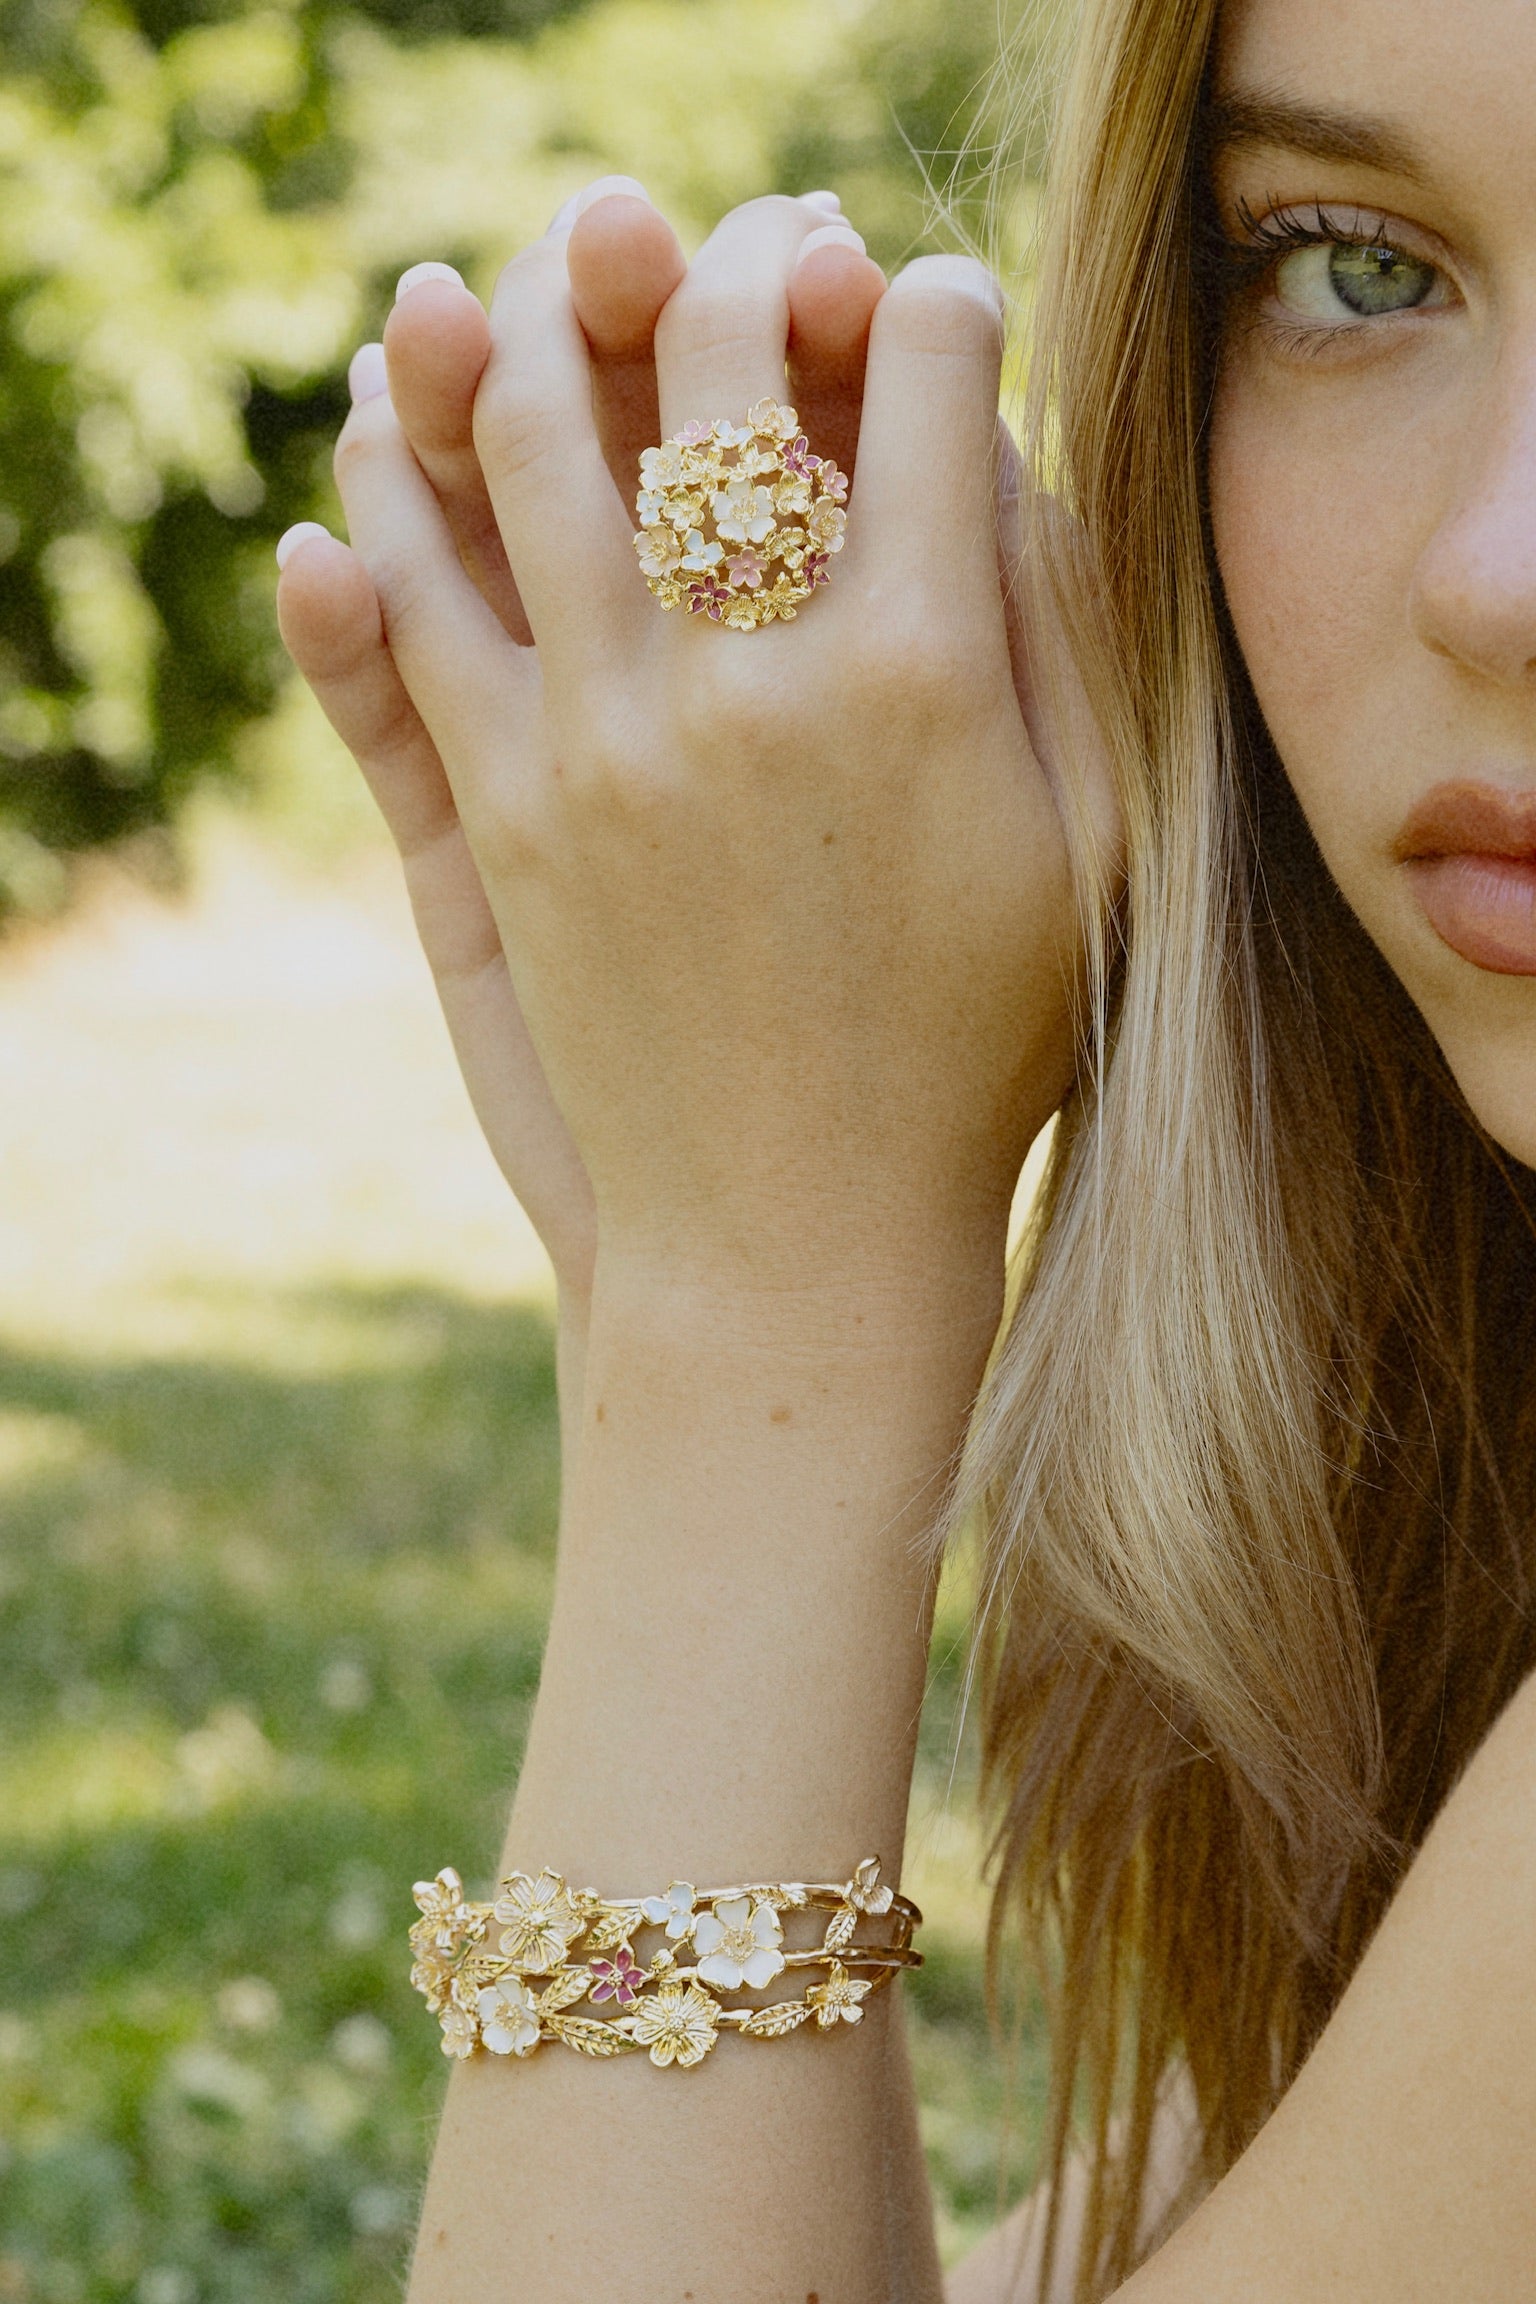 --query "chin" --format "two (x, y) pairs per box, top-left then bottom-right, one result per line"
(1423, 1018), (1536, 1170)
